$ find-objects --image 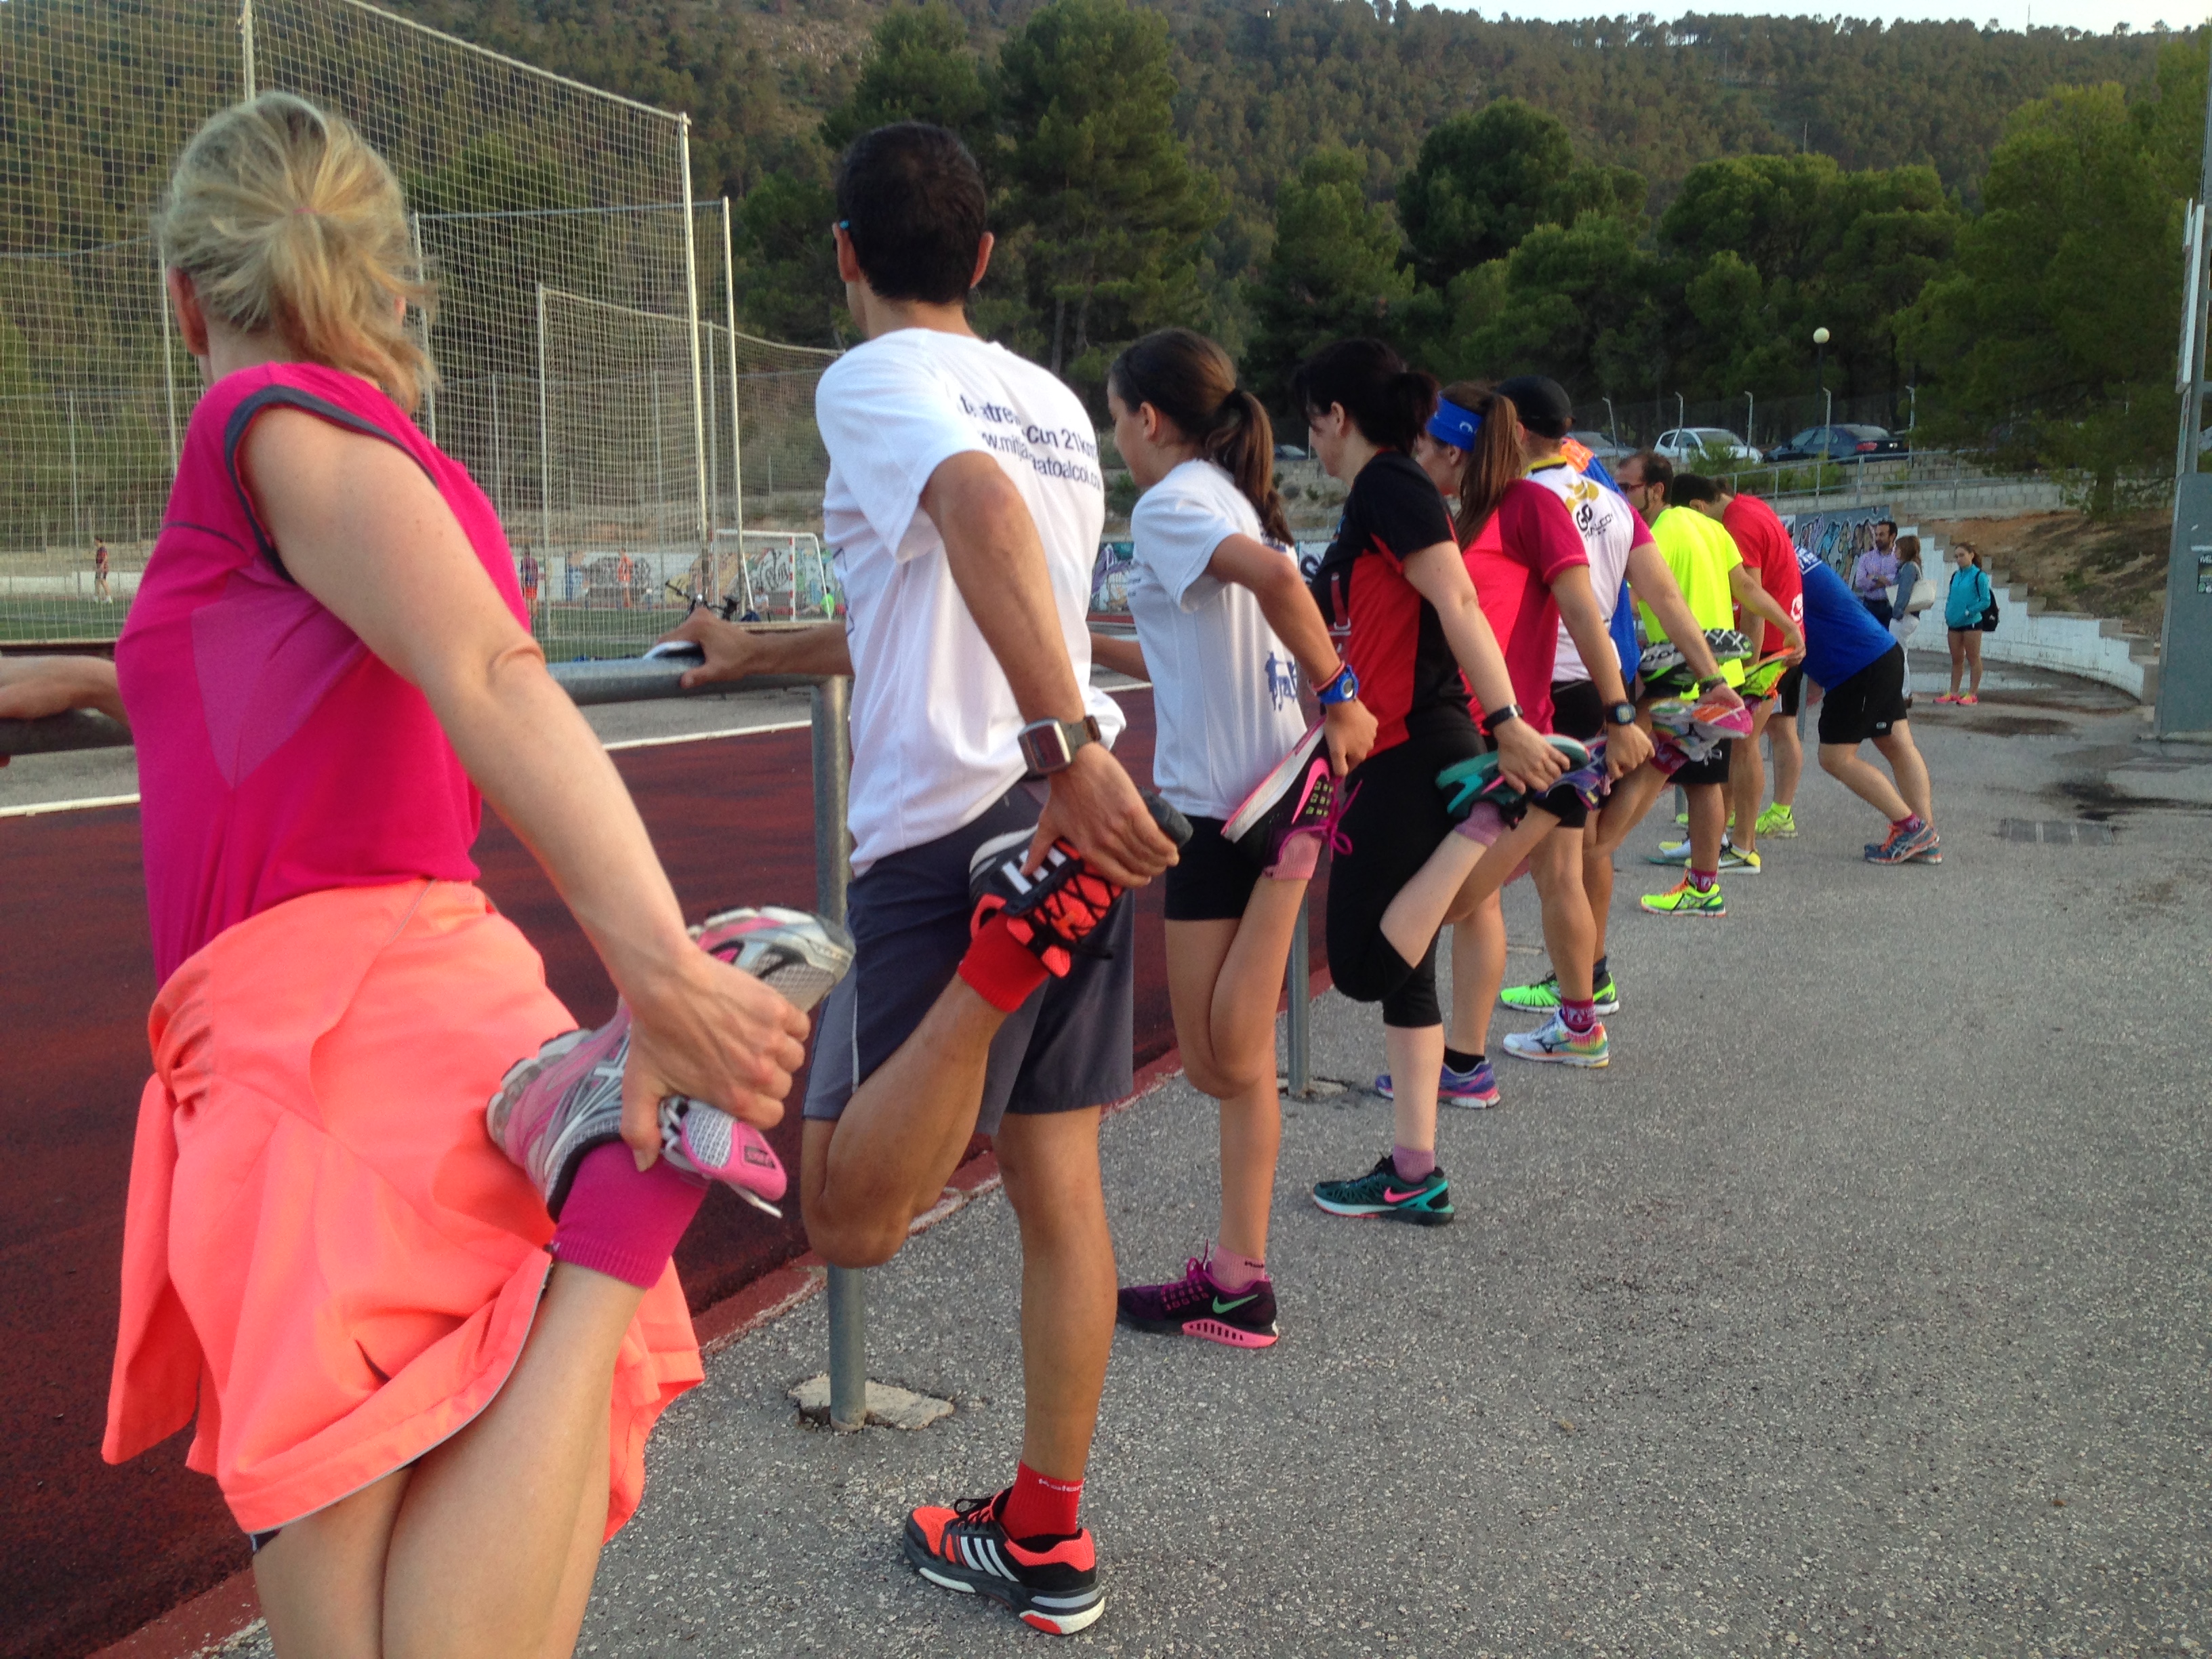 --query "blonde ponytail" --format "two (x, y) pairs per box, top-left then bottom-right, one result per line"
(156, 92), (435, 410)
